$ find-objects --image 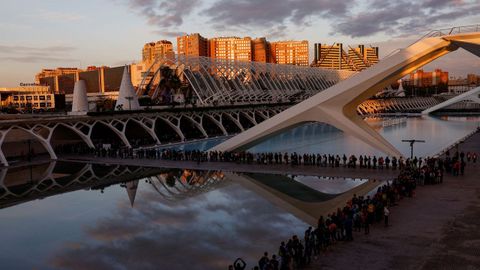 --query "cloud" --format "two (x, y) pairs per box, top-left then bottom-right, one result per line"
(121, 0), (480, 40)
(334, 0), (480, 38)
(126, 0), (200, 35)
(153, 30), (187, 38)
(0, 45), (76, 54)
(0, 56), (79, 63)
(0, 45), (77, 63)
(203, 0), (349, 31)
(49, 182), (308, 270)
